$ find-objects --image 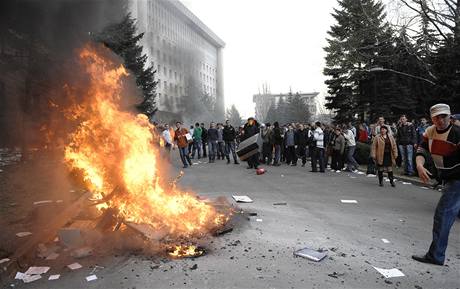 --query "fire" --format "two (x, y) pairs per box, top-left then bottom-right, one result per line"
(168, 245), (204, 258)
(64, 44), (228, 239)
